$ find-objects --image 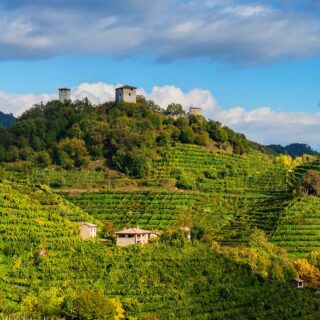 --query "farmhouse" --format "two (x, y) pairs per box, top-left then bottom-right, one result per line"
(115, 227), (157, 246)
(79, 222), (97, 239)
(115, 85), (137, 105)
